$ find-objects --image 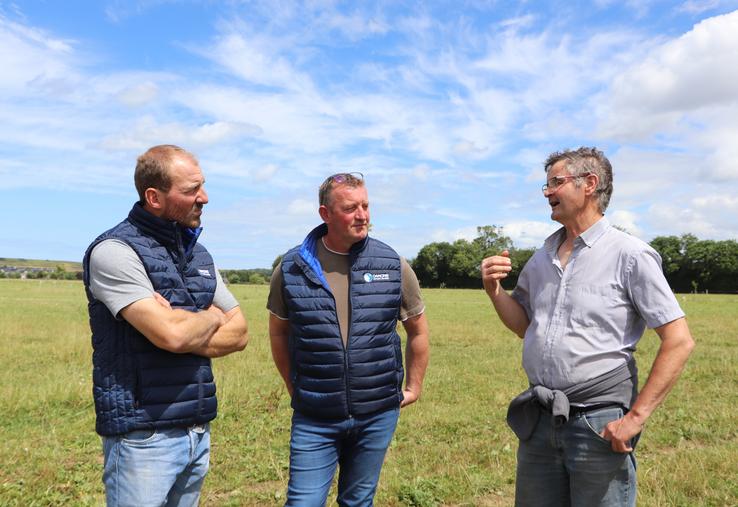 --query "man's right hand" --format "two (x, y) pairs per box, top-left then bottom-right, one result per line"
(205, 303), (228, 326)
(481, 250), (512, 297)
